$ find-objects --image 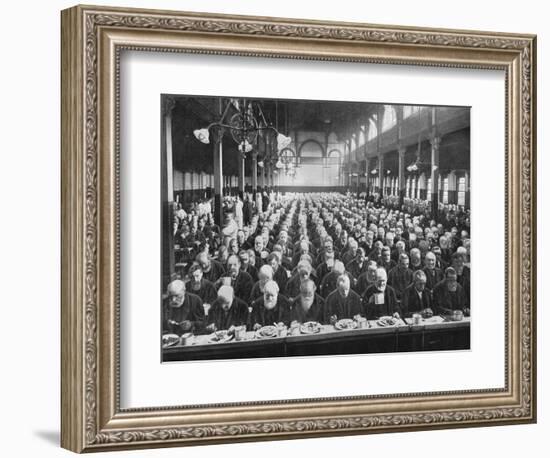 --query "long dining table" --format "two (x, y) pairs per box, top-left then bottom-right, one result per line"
(162, 316), (470, 362)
